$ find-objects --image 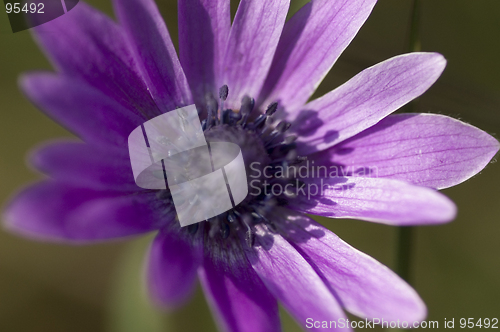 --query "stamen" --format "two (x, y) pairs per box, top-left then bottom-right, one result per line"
(250, 114), (267, 130)
(187, 87), (301, 243)
(265, 102), (278, 116)
(219, 85), (229, 101)
(265, 121), (291, 146)
(261, 117), (274, 134)
(218, 85), (229, 125)
(239, 95), (255, 127)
